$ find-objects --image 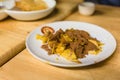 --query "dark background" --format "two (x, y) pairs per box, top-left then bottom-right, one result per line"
(85, 0), (120, 6)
